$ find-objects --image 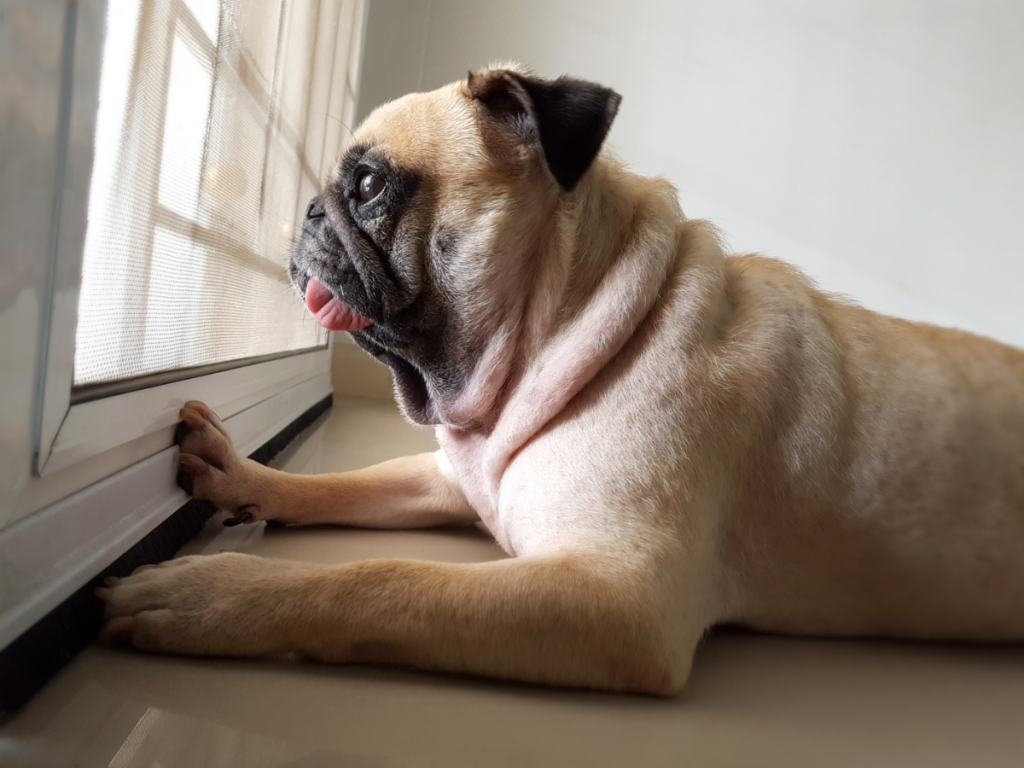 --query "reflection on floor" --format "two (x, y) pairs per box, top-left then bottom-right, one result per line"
(2, 396), (1023, 767)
